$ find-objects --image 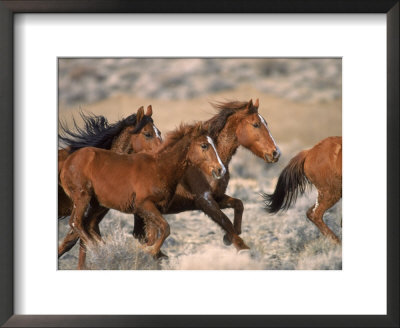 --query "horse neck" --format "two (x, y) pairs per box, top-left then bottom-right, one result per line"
(110, 126), (133, 154)
(214, 121), (240, 166)
(155, 139), (190, 185)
